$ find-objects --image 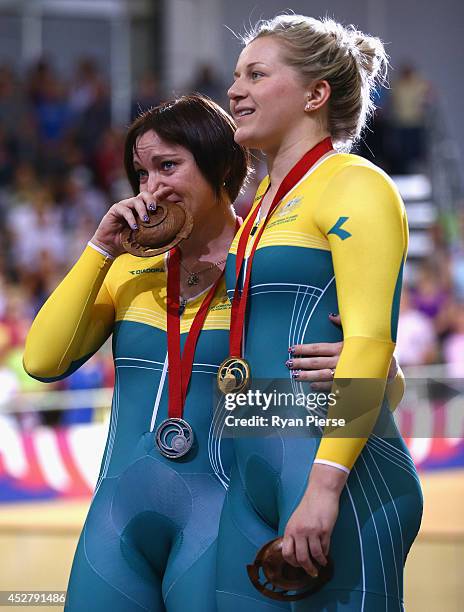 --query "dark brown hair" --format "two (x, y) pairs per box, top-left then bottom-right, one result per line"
(124, 94), (250, 202)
